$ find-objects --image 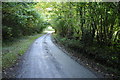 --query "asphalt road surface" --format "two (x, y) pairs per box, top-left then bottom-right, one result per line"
(17, 33), (97, 78)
